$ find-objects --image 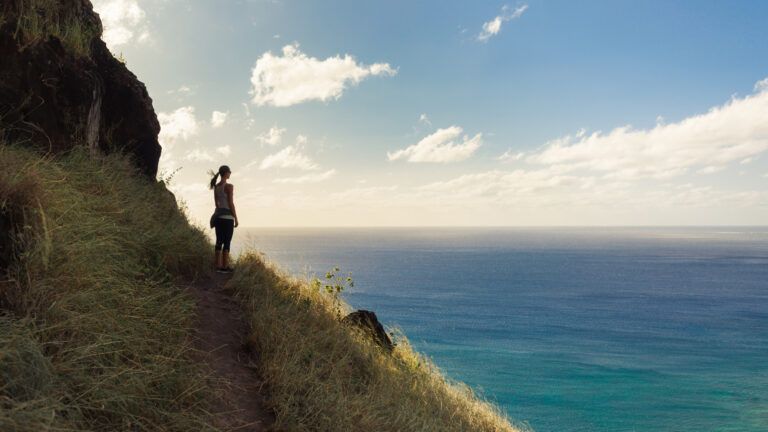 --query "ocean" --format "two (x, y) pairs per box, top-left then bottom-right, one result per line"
(230, 227), (768, 432)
